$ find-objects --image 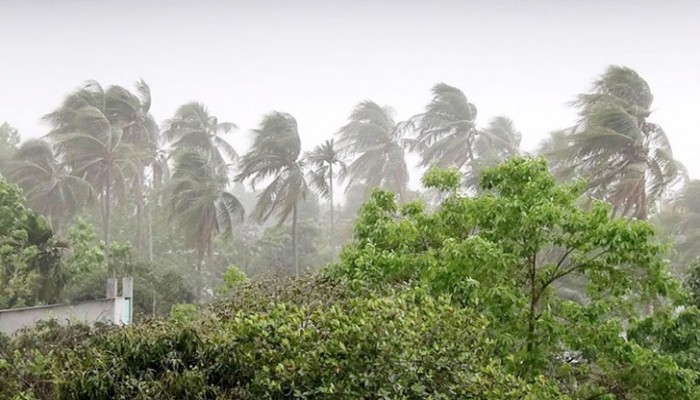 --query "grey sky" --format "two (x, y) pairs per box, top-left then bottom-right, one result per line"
(2, 0), (699, 185)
